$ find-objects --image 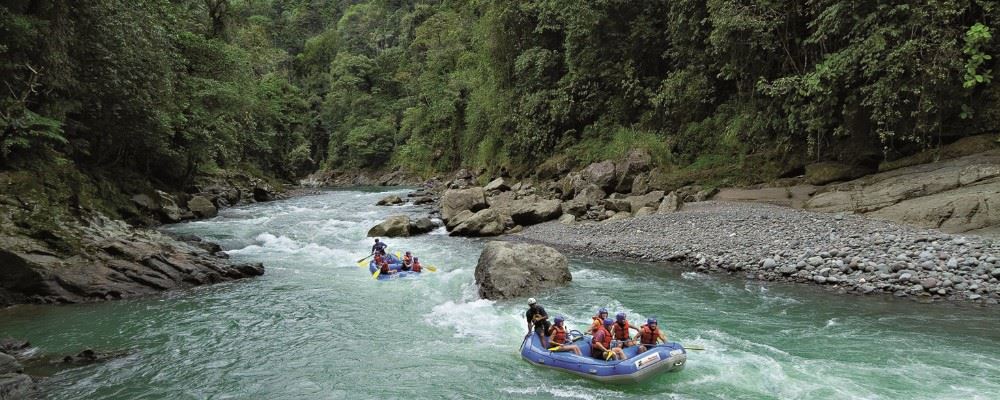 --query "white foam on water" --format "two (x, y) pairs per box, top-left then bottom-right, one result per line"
(428, 226), (448, 235)
(424, 298), (521, 341)
(500, 385), (630, 400)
